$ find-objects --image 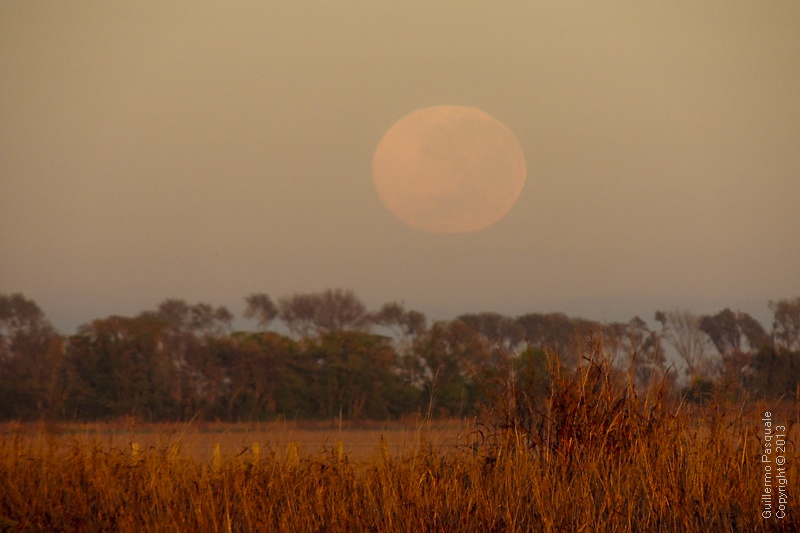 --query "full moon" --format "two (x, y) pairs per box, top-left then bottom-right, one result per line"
(372, 105), (526, 233)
